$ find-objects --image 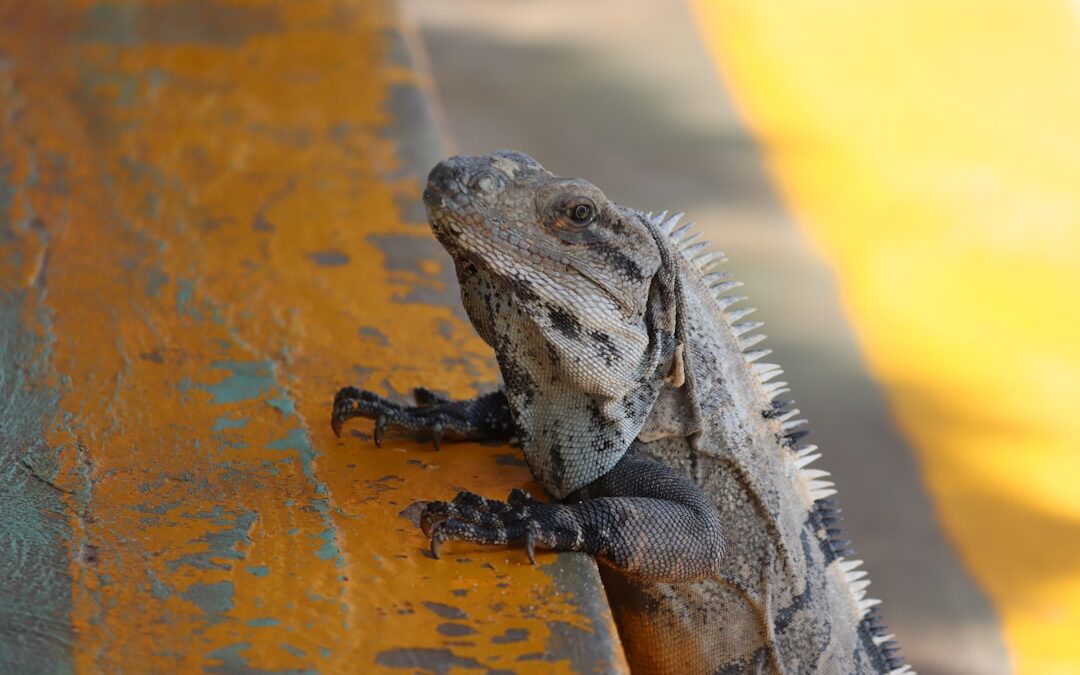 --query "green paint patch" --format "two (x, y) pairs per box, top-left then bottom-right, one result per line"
(248, 617), (279, 627)
(145, 267), (168, 298)
(203, 360), (275, 404)
(246, 565), (269, 577)
(176, 277), (199, 319)
(0, 286), (73, 672)
(167, 508), (256, 572)
(180, 581), (234, 624)
(260, 385), (346, 579)
(212, 415), (249, 433)
(304, 591), (334, 604)
(267, 427), (317, 481)
(0, 163), (15, 219)
(266, 394), (295, 416)
(266, 427), (308, 451)
(281, 643), (307, 658)
(315, 527), (340, 563)
(306, 249), (350, 267)
(80, 3), (283, 47)
(148, 570), (173, 600)
(206, 642), (253, 673)
(308, 499), (343, 566)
